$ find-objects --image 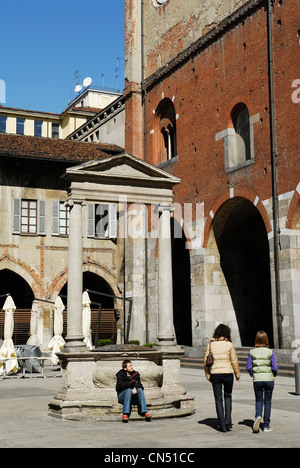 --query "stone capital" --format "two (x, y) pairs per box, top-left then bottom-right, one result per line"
(66, 198), (86, 208)
(158, 203), (174, 214)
